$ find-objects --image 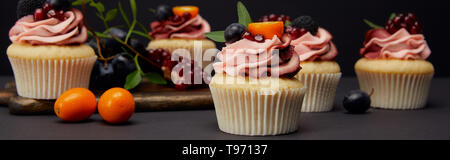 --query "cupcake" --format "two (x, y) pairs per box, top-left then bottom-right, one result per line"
(356, 13), (433, 110)
(258, 15), (340, 112)
(7, 0), (96, 100)
(147, 5), (216, 70)
(210, 21), (306, 136)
